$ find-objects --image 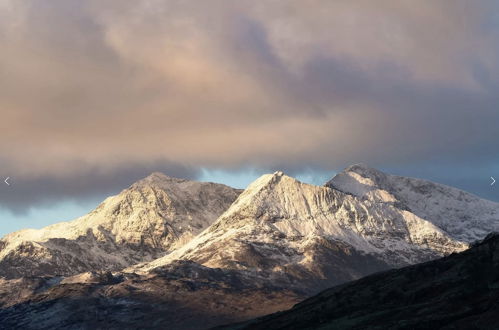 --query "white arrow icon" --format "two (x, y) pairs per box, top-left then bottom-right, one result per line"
(4, 177), (9, 186)
(491, 177), (496, 186)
